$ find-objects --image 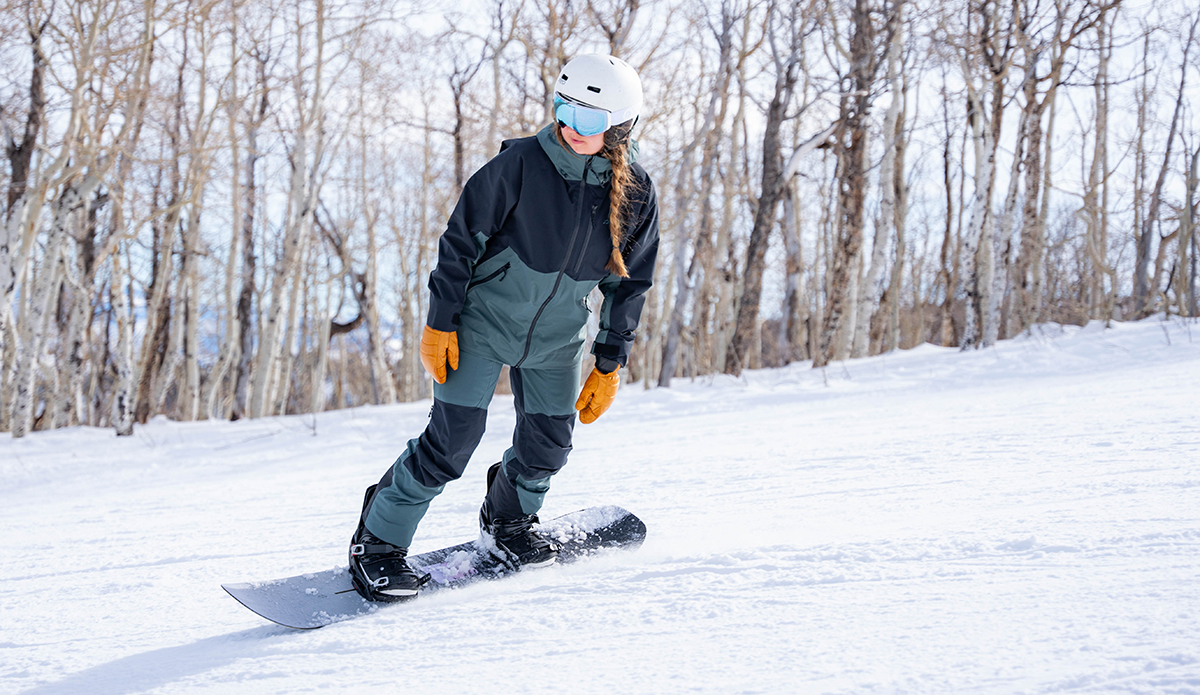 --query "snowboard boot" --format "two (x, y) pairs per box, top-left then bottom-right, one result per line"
(479, 462), (560, 570)
(348, 485), (430, 602)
